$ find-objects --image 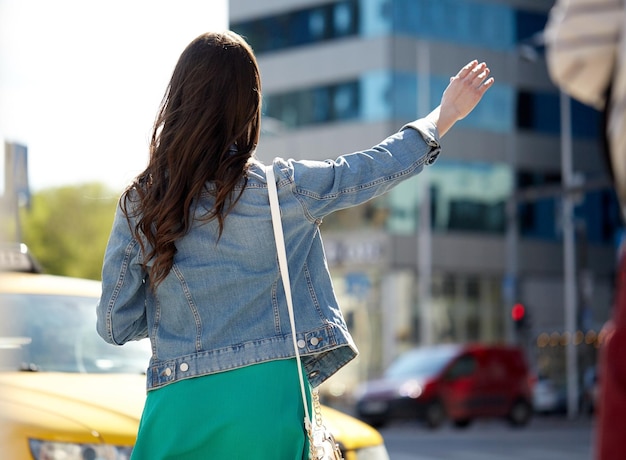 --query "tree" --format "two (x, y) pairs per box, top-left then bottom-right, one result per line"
(20, 183), (120, 280)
